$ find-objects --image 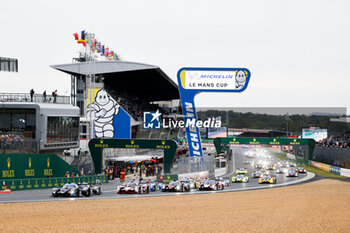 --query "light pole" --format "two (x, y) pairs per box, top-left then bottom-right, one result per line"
(285, 113), (289, 136)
